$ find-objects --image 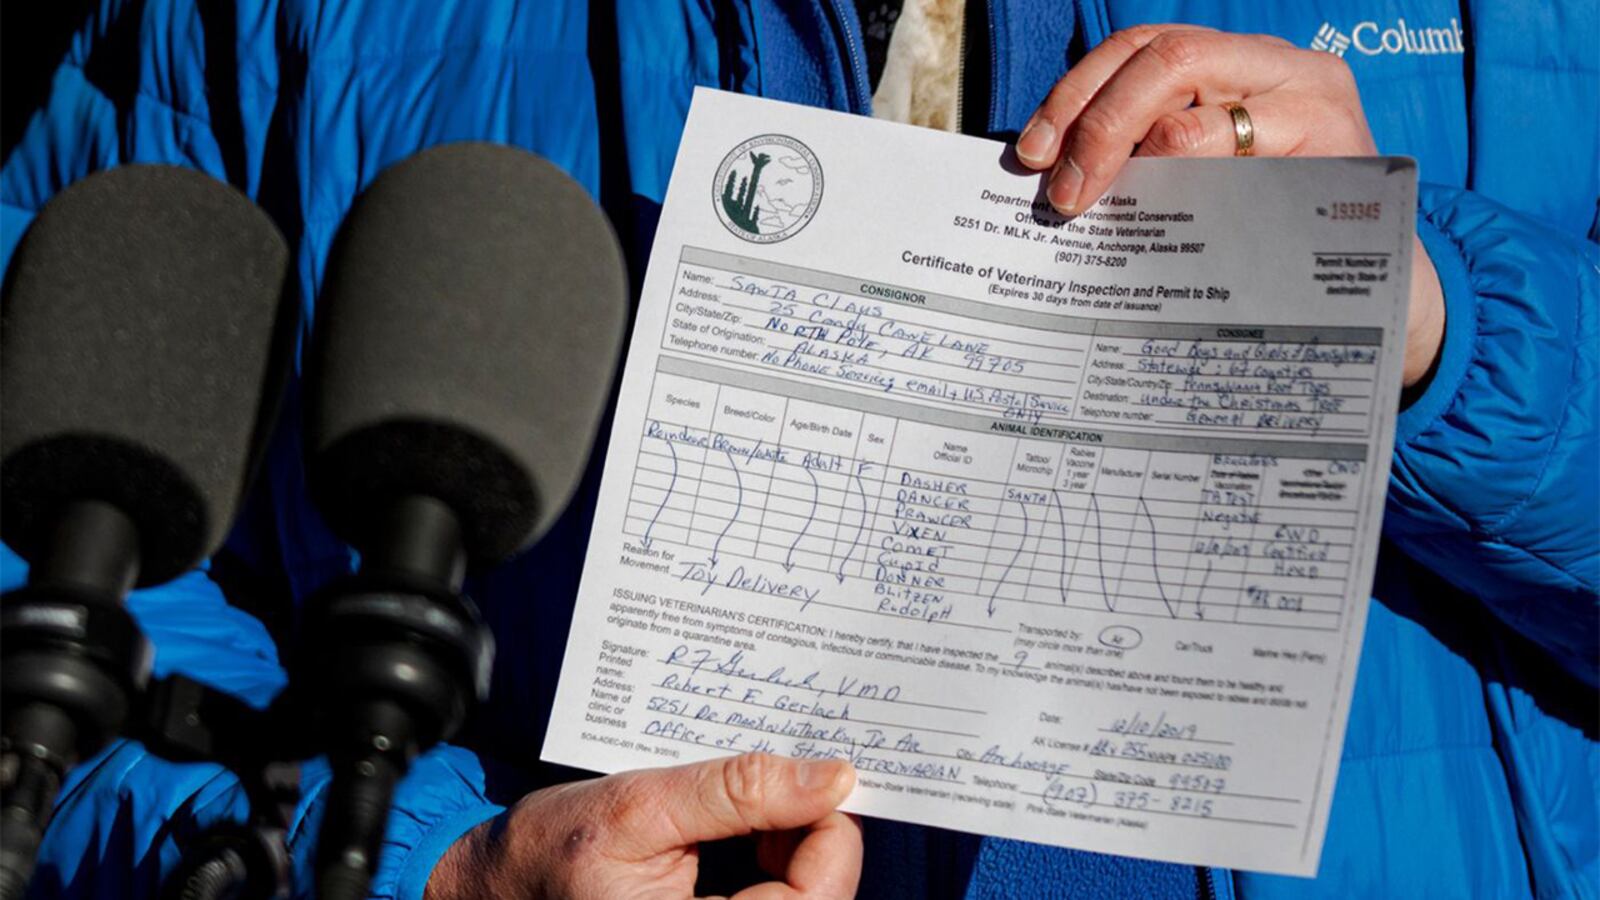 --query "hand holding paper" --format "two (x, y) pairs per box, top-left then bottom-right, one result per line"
(1013, 24), (1443, 386)
(427, 754), (859, 900)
